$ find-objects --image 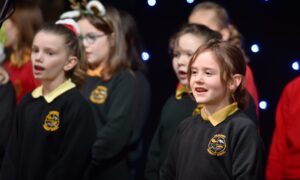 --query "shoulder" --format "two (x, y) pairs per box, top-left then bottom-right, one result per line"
(113, 69), (137, 81)
(176, 115), (198, 133)
(228, 110), (257, 132)
(63, 88), (92, 110)
(282, 76), (300, 95)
